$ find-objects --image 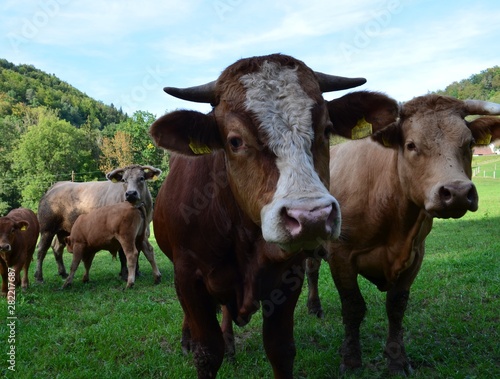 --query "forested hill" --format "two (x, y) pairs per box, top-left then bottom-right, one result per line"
(435, 66), (500, 103)
(0, 59), (127, 128)
(0, 59), (166, 213)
